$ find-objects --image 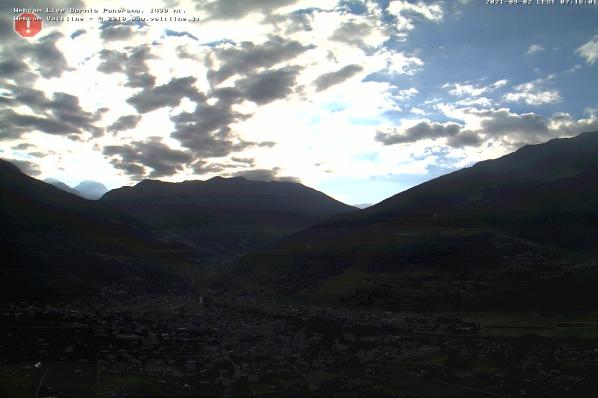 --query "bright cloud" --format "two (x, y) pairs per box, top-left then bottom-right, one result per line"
(504, 76), (562, 106)
(576, 35), (598, 65)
